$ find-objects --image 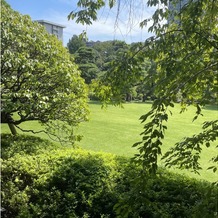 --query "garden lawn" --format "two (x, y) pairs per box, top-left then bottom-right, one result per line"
(76, 102), (218, 183)
(1, 101), (217, 182)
